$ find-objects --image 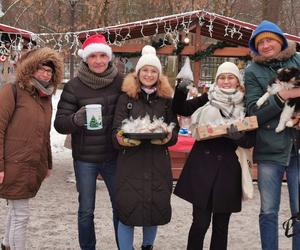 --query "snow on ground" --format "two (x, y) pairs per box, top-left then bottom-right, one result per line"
(0, 89), (294, 249)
